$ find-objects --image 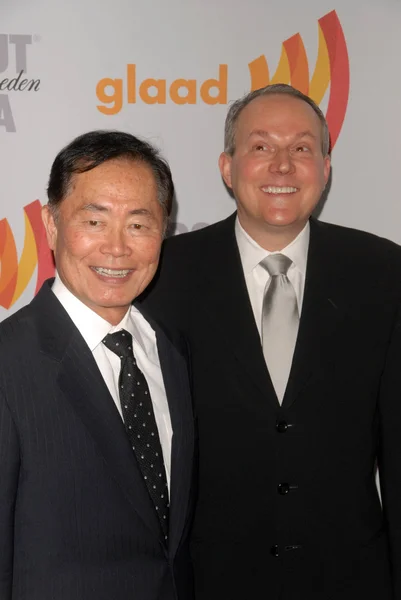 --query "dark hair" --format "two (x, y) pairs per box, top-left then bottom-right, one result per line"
(47, 130), (174, 222)
(224, 83), (330, 157)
